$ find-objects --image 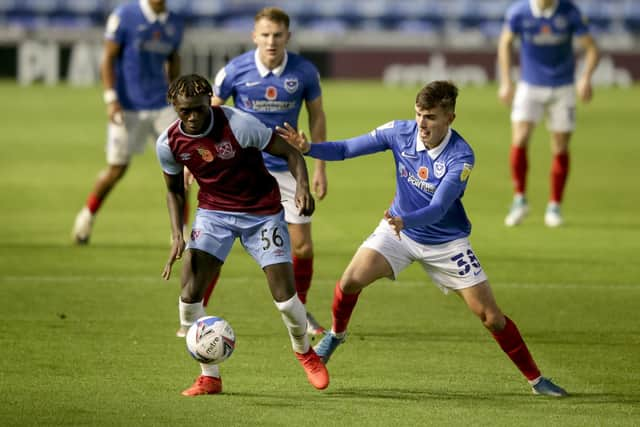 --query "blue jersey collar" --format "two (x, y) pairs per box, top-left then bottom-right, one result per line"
(529, 0), (558, 18)
(254, 49), (289, 77)
(416, 127), (453, 160)
(140, 0), (168, 23)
